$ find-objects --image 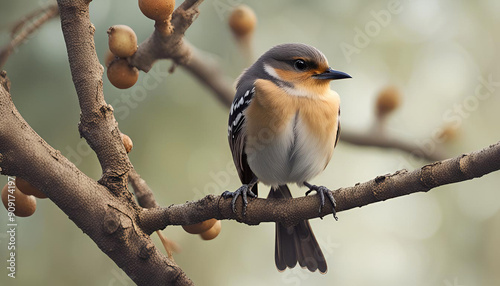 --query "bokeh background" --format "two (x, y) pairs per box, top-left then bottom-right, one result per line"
(1, 0), (500, 285)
